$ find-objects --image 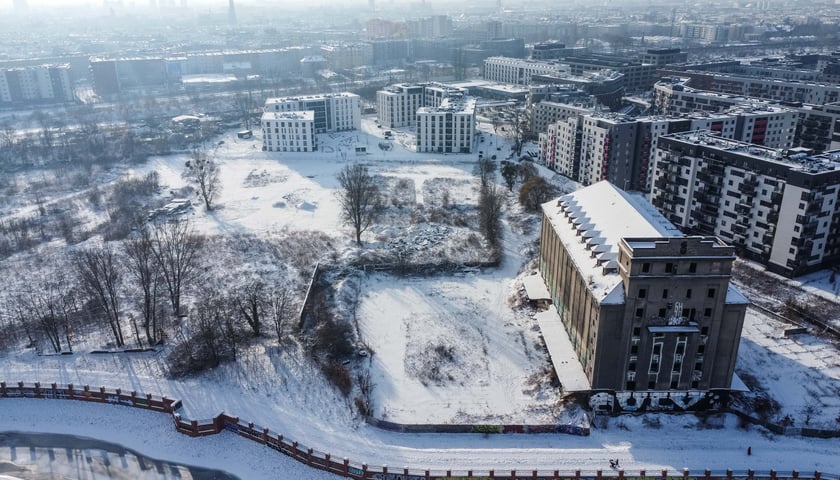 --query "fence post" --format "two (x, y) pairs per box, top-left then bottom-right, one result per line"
(748, 469), (754, 478)
(404, 467), (410, 476)
(597, 470), (602, 479)
(68, 384), (74, 396)
(684, 468), (690, 478)
(307, 448), (313, 462)
(770, 470), (776, 479)
(555, 470), (560, 480)
(34, 382), (41, 397)
(512, 469), (516, 479)
(533, 470), (539, 478)
(468, 470), (473, 476)
(814, 472), (821, 480)
(18, 381), (24, 389)
(446, 470), (451, 477)
(191, 420), (198, 435)
(383, 465), (388, 475)
(662, 469), (668, 478)
(705, 469), (711, 479)
(262, 428), (269, 444)
(576, 469), (581, 479)
(115, 388), (121, 396)
(490, 469), (495, 478)
(0, 382), (6, 396)
(640, 470), (646, 477)
(343, 458), (349, 475)
(619, 470), (624, 479)
(425, 470), (430, 480)
(726, 469), (733, 479)
(792, 471), (798, 479)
